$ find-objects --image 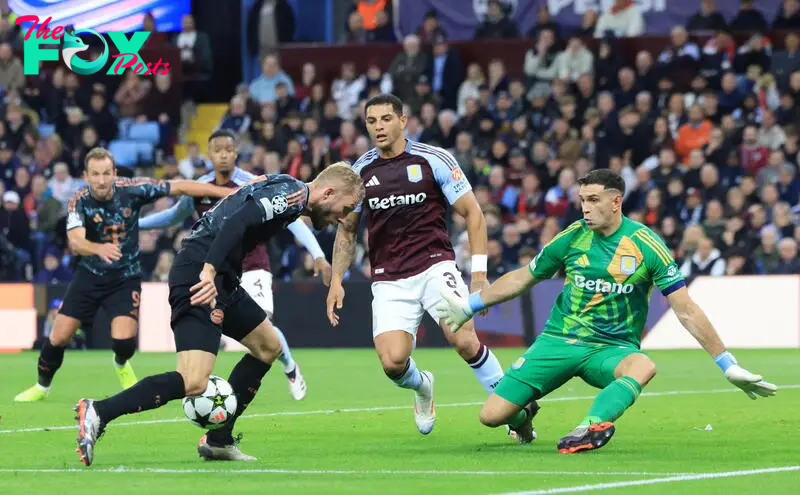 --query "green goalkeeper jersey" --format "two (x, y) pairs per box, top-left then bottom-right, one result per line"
(528, 217), (686, 348)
